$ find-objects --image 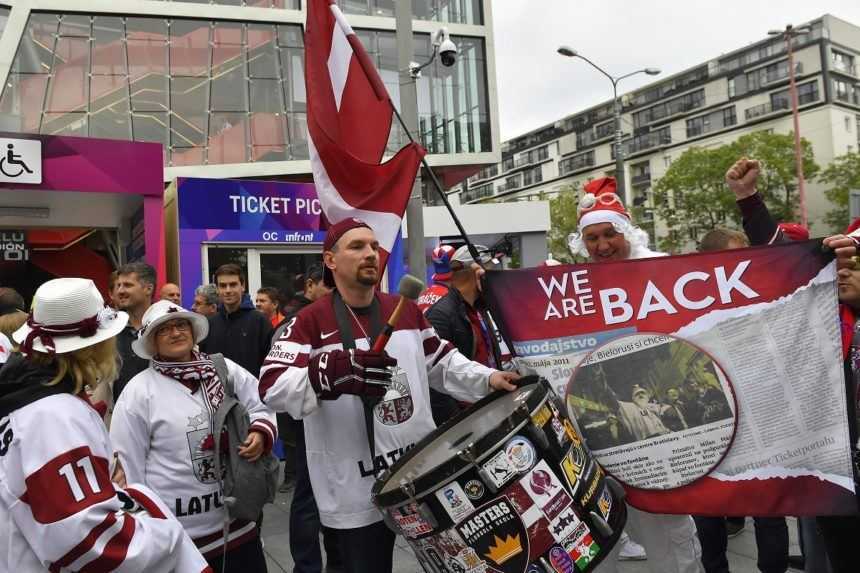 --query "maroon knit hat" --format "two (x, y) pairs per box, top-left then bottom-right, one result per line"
(322, 218), (372, 287)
